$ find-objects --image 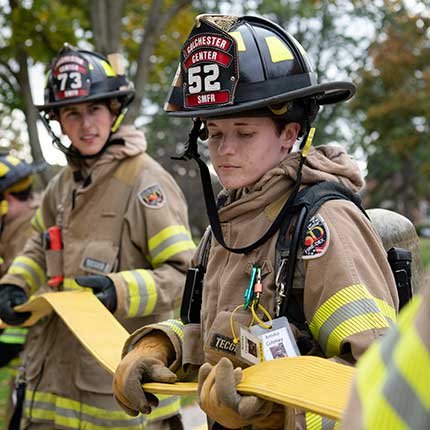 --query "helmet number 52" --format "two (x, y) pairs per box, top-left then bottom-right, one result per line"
(57, 72), (83, 91)
(188, 64), (220, 94)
